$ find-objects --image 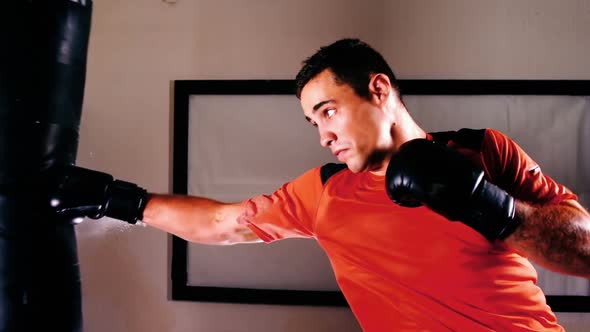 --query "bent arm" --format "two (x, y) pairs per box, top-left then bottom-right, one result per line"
(506, 199), (590, 278)
(141, 194), (262, 245)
